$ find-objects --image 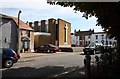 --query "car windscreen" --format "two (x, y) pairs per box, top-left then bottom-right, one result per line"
(49, 44), (56, 47)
